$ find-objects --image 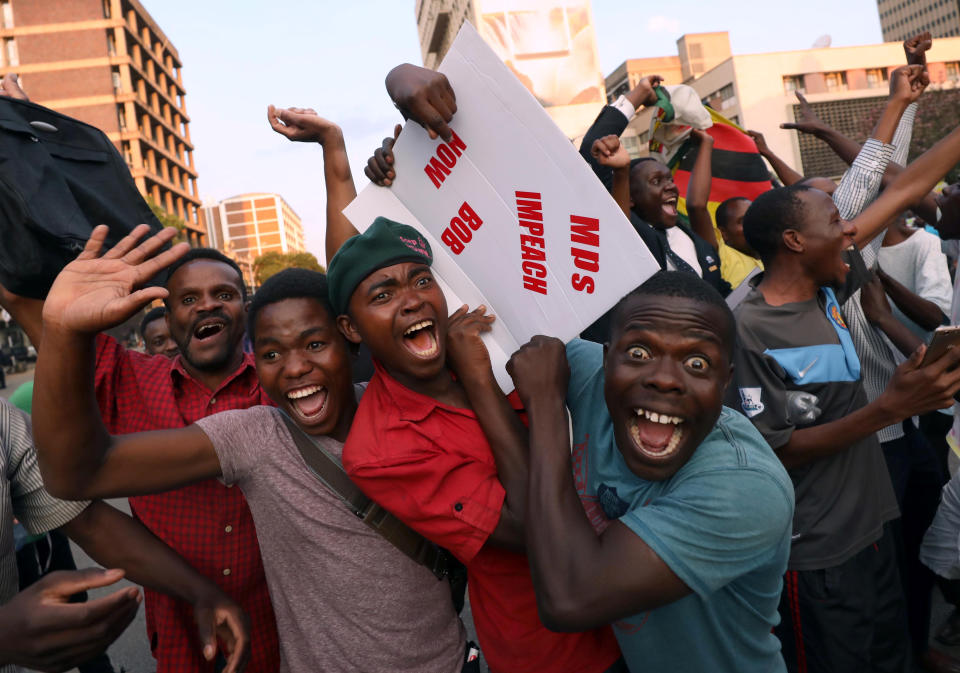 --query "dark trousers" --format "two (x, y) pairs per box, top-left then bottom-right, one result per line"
(777, 524), (910, 673)
(881, 422), (947, 654)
